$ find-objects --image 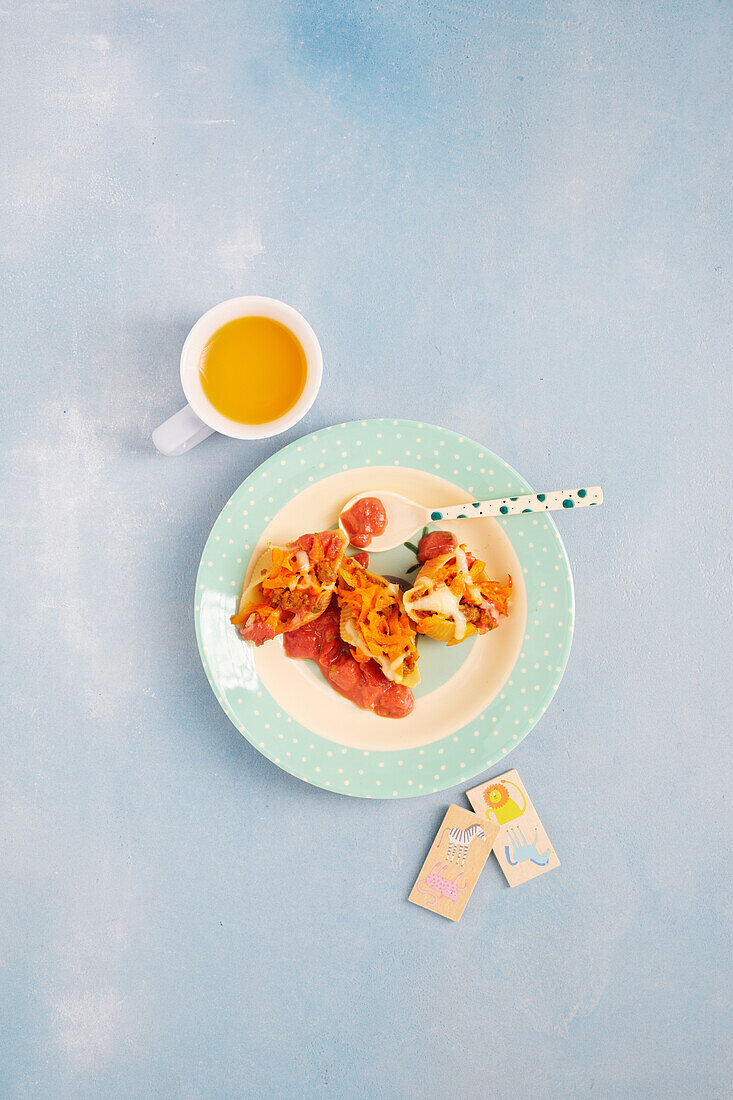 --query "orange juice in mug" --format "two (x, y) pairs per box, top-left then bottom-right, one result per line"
(152, 297), (322, 456)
